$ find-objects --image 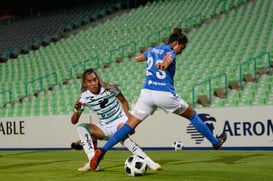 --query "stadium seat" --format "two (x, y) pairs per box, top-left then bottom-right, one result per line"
(1, 0), (272, 117)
